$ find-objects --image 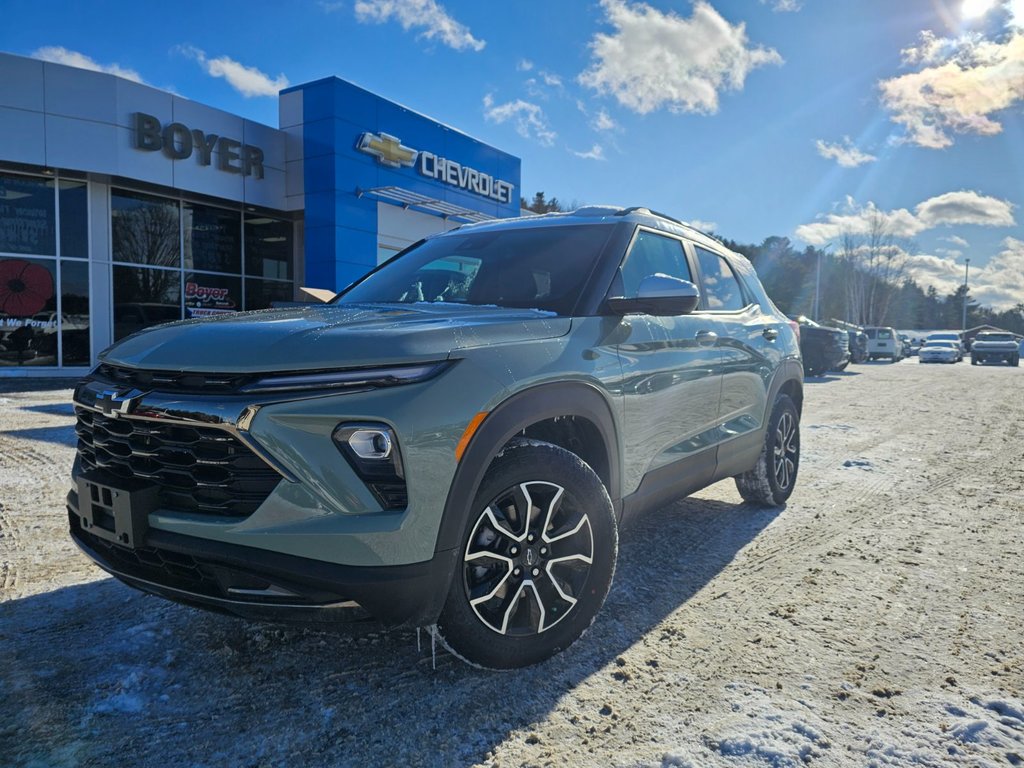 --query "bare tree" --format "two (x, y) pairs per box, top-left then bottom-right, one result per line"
(836, 210), (910, 325)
